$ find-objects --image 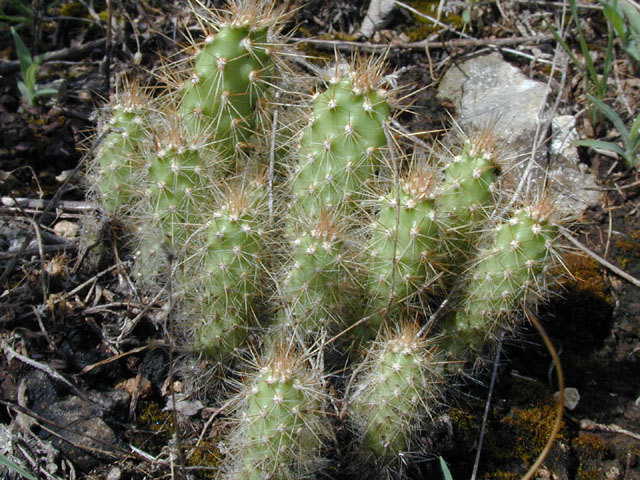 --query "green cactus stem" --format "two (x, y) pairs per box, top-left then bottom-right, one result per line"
(436, 134), (499, 265)
(290, 67), (391, 218)
(349, 322), (440, 473)
(142, 116), (220, 249)
(360, 167), (441, 338)
(190, 178), (268, 359)
(178, 1), (286, 158)
(442, 202), (559, 363)
(276, 211), (356, 334)
(225, 342), (328, 479)
(91, 85), (151, 213)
